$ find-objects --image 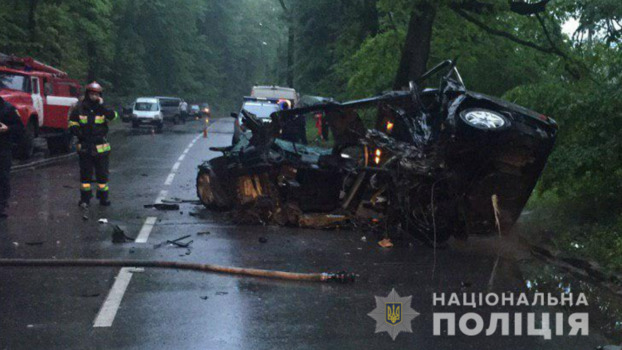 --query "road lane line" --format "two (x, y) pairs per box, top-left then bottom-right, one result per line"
(93, 267), (144, 328)
(164, 173), (176, 186)
(95, 132), (206, 328)
(155, 190), (168, 204)
(135, 217), (158, 243)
